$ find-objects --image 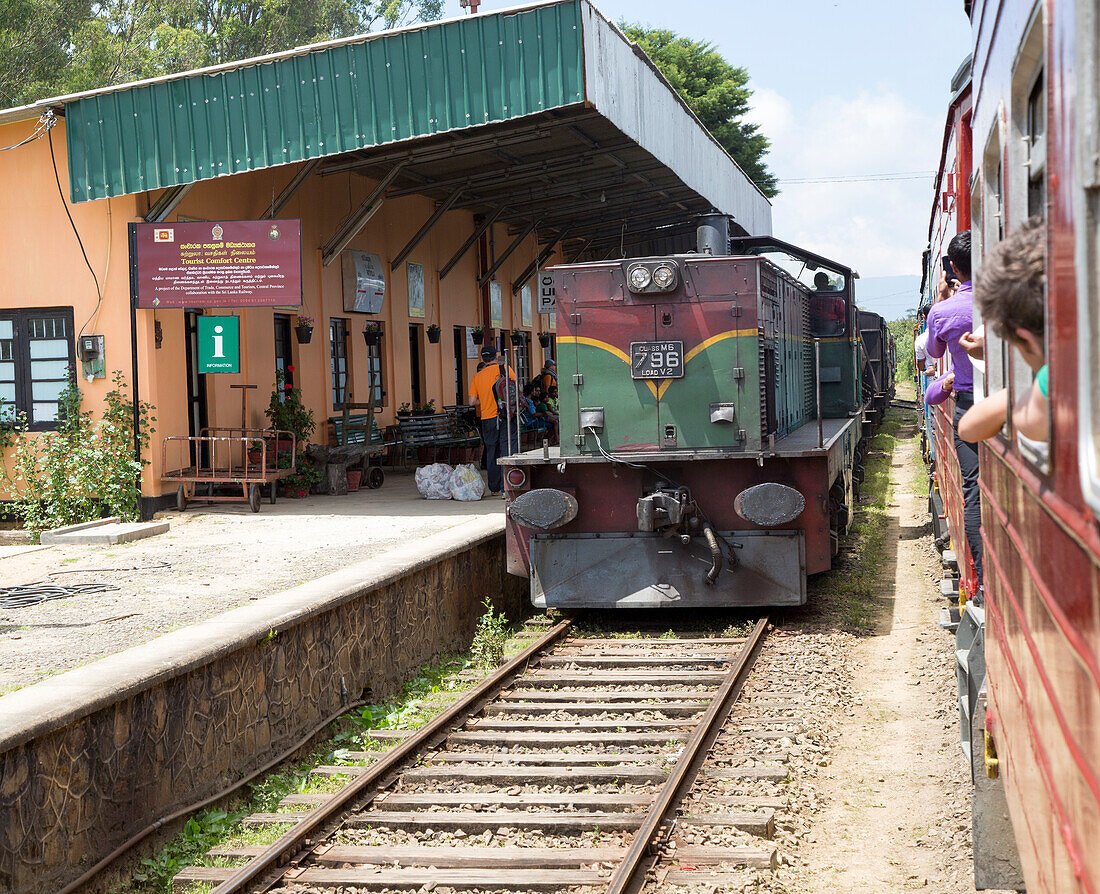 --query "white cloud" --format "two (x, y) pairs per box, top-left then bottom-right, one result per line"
(746, 87), (794, 142)
(748, 87), (942, 279)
